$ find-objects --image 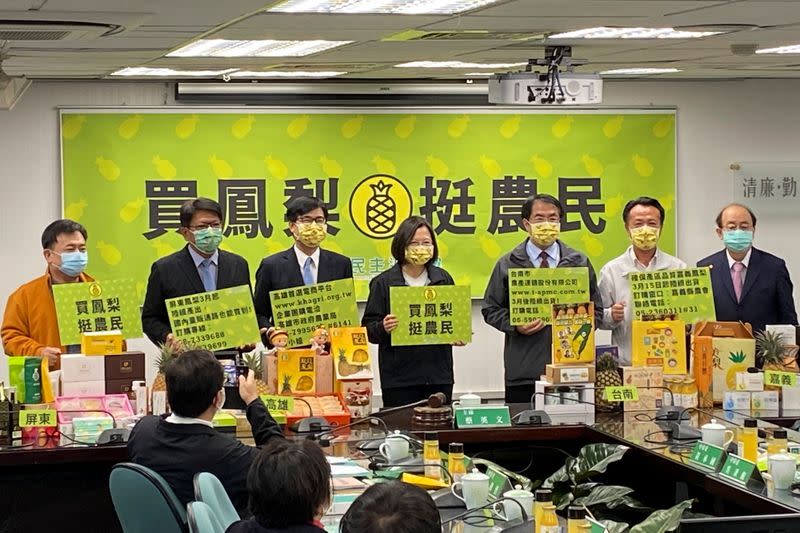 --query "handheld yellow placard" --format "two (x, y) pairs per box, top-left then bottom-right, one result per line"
(604, 386), (639, 402)
(764, 370), (798, 387)
(19, 409), (57, 428)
